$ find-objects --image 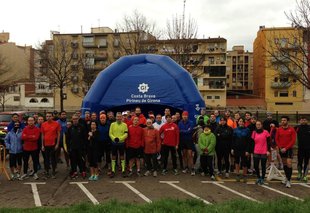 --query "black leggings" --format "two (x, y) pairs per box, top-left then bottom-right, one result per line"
(200, 155), (214, 176)
(253, 154), (267, 179)
(44, 146), (57, 173)
(23, 150), (39, 174)
(216, 148), (230, 173)
(297, 148), (310, 175)
(162, 145), (177, 170)
(70, 149), (86, 173)
(145, 153), (158, 171)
